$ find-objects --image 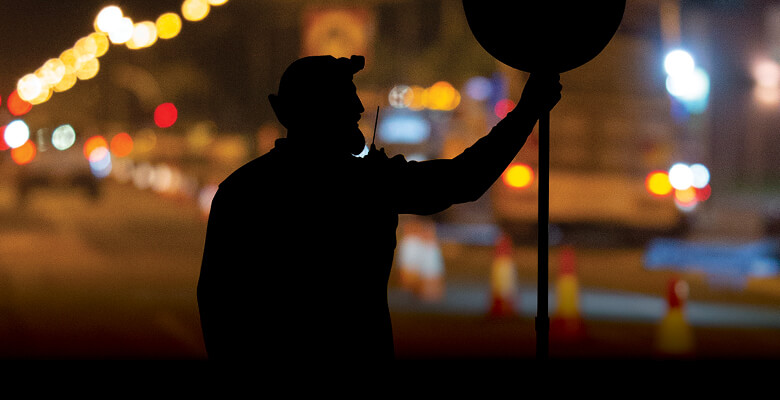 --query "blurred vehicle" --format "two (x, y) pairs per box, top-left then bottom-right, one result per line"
(489, 23), (688, 246)
(16, 143), (100, 205)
